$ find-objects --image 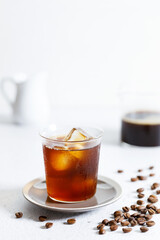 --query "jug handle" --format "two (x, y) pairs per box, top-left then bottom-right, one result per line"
(0, 77), (17, 107)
